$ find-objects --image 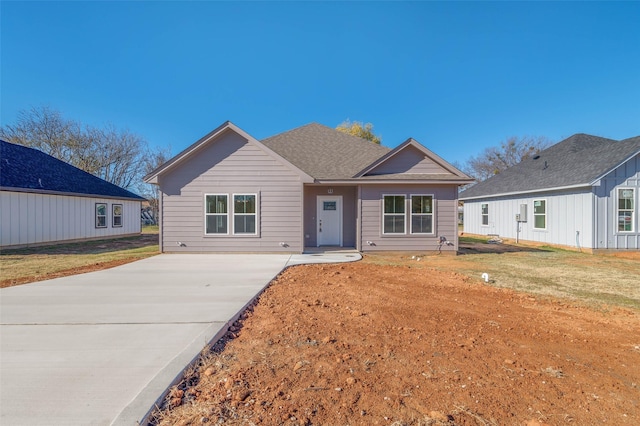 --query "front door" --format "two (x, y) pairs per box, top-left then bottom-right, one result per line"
(317, 195), (342, 246)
